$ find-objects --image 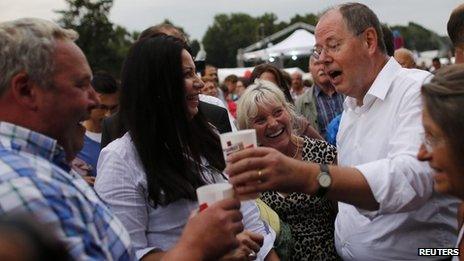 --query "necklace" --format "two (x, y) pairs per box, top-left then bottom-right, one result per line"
(292, 137), (301, 159)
